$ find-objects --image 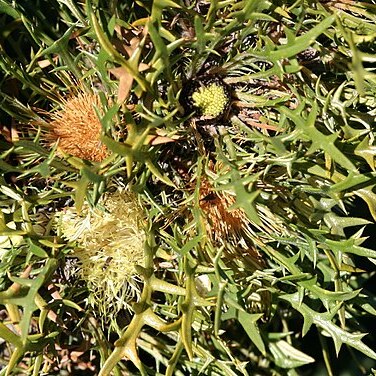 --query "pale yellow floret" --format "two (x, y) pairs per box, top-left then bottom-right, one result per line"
(58, 190), (145, 318)
(192, 83), (228, 117)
